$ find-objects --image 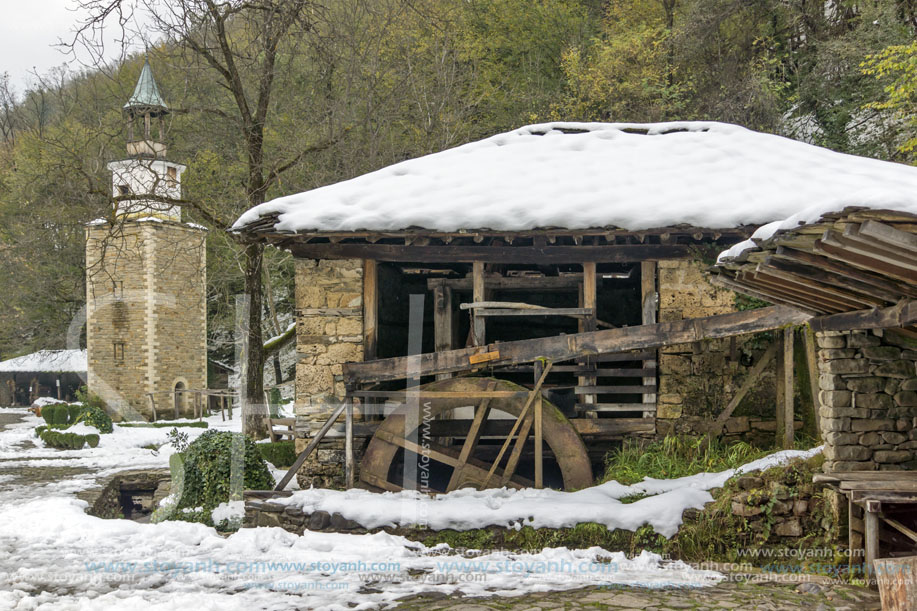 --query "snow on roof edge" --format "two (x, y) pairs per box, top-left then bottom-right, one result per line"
(232, 120), (917, 237)
(0, 350), (87, 373)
